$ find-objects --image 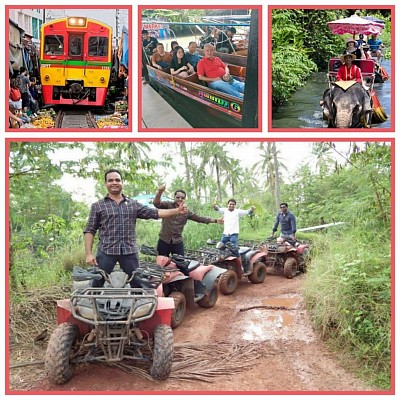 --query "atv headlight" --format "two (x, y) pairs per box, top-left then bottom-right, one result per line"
(131, 301), (154, 319)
